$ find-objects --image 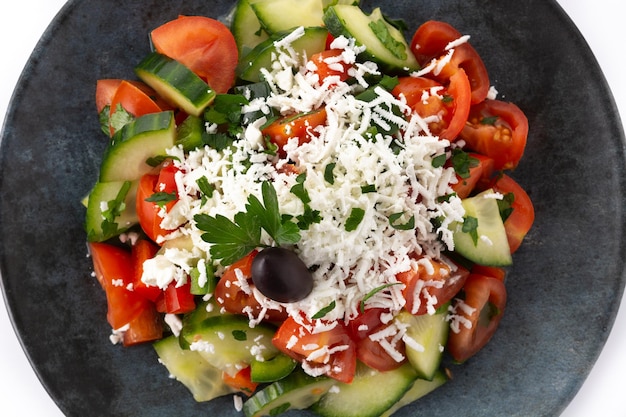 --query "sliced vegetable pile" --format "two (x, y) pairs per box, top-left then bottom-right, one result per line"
(84, 0), (535, 416)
